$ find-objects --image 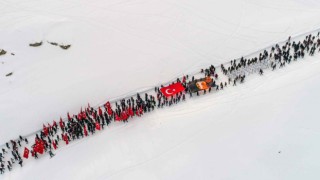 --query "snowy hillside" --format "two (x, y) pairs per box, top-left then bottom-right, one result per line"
(1, 0), (320, 179)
